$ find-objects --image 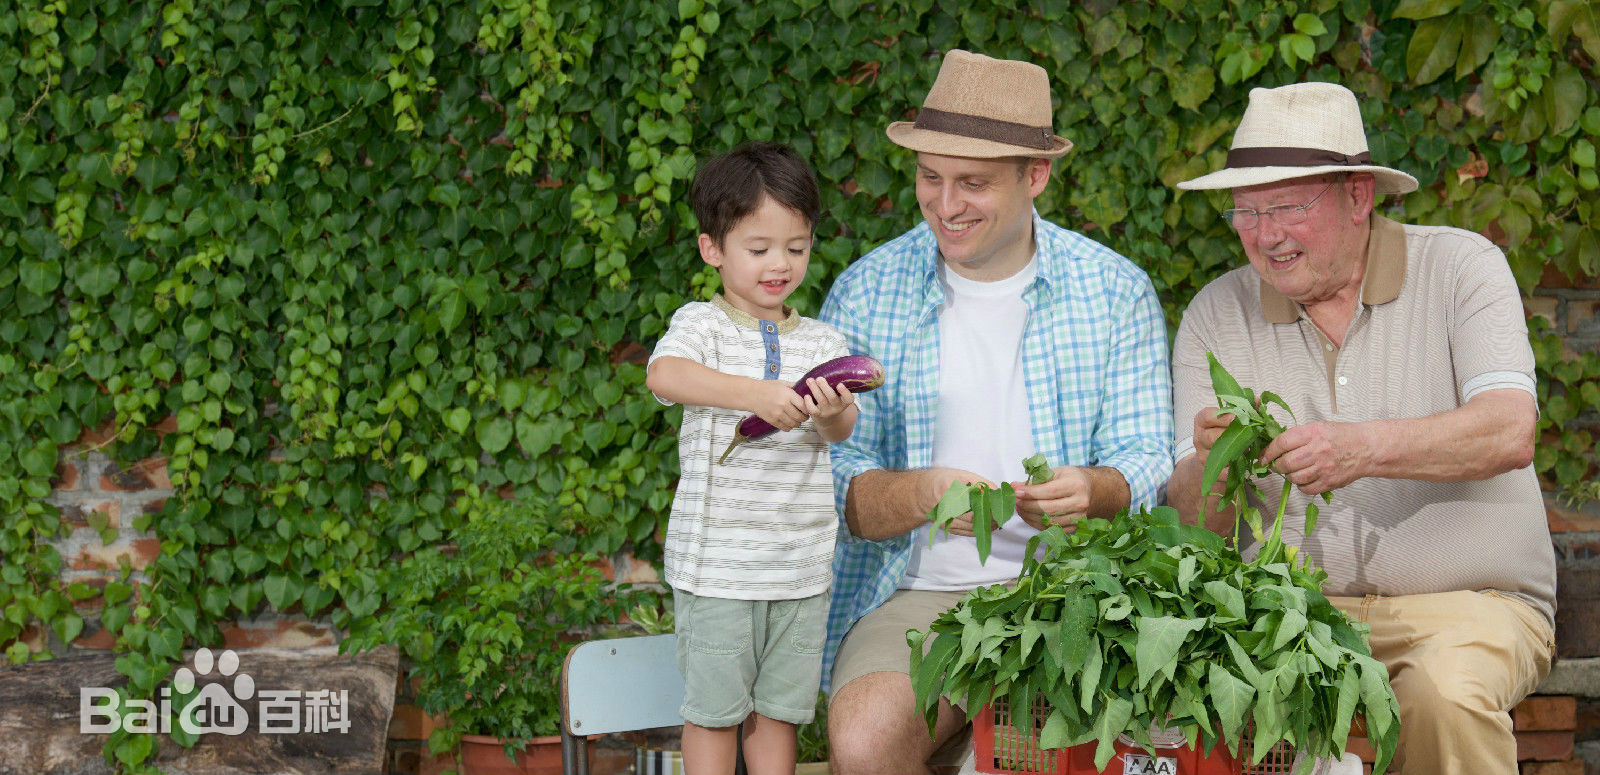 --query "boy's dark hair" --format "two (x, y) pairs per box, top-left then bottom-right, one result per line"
(690, 141), (820, 247)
